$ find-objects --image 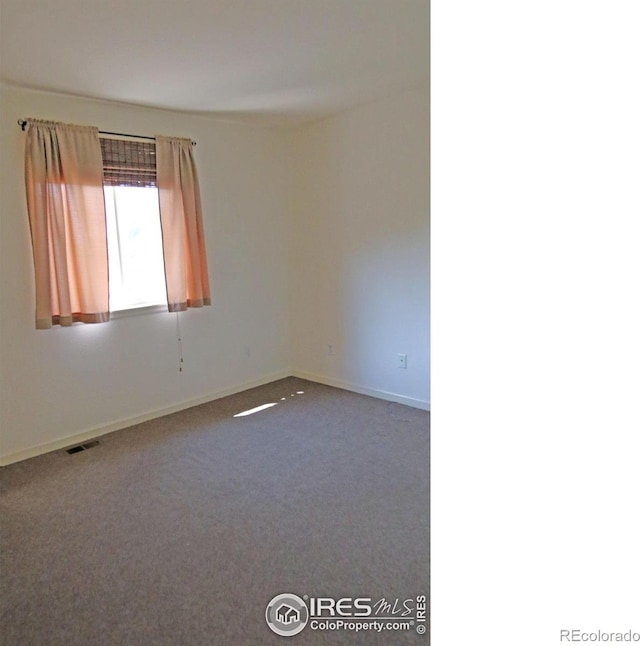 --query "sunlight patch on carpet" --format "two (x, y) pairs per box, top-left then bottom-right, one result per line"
(233, 402), (278, 417)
